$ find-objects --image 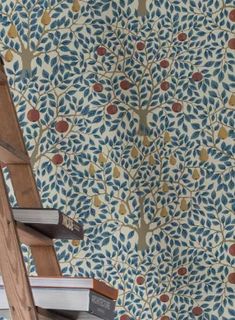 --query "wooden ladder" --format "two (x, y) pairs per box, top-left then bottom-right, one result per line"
(0, 57), (68, 319)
